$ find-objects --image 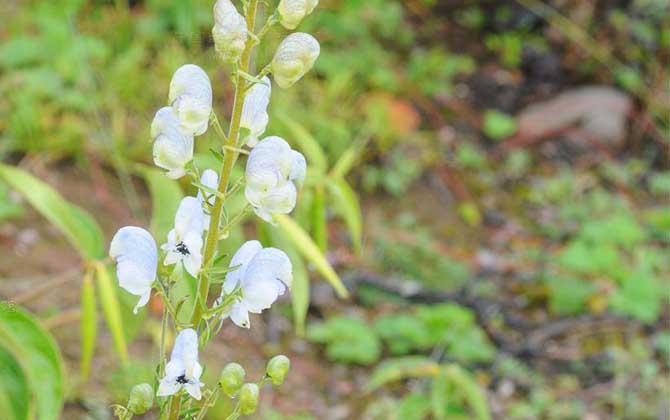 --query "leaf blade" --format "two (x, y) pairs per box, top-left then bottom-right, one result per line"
(95, 262), (129, 366)
(325, 177), (362, 255)
(79, 270), (97, 381)
(274, 214), (348, 298)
